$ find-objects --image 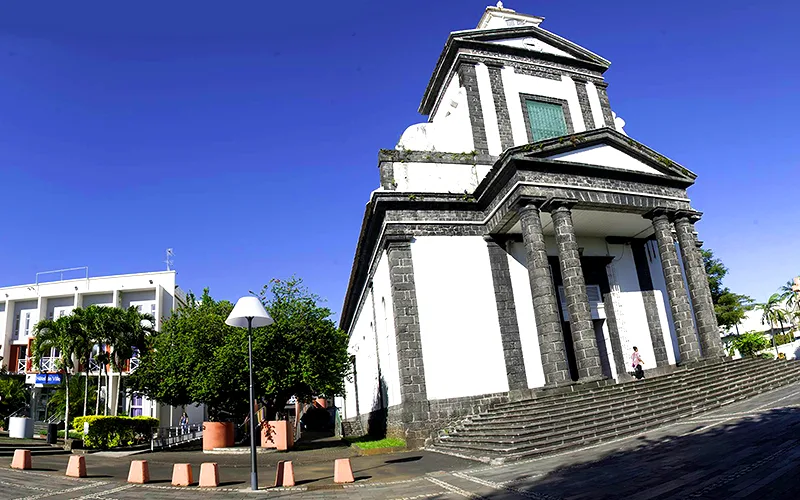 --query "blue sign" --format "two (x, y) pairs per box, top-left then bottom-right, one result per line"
(35, 373), (62, 385)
